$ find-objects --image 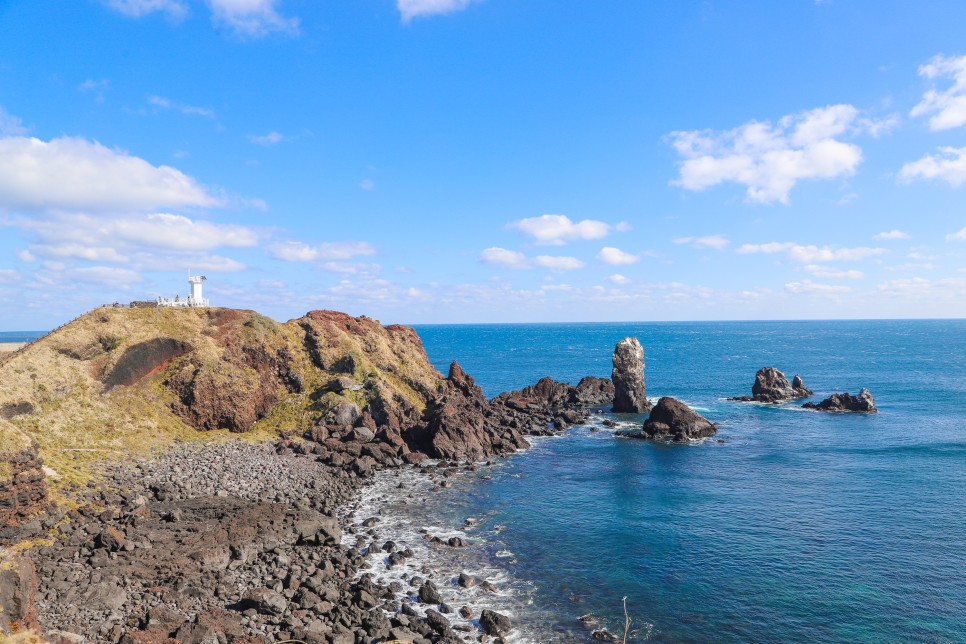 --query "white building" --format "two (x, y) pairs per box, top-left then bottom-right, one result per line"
(158, 275), (209, 308)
